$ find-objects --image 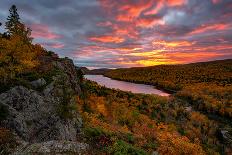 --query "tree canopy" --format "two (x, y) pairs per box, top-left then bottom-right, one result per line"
(0, 5), (41, 83)
(5, 5), (32, 43)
